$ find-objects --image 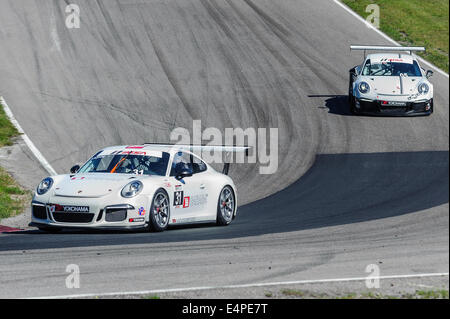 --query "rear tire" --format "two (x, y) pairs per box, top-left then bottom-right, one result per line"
(216, 186), (235, 226)
(148, 189), (170, 232)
